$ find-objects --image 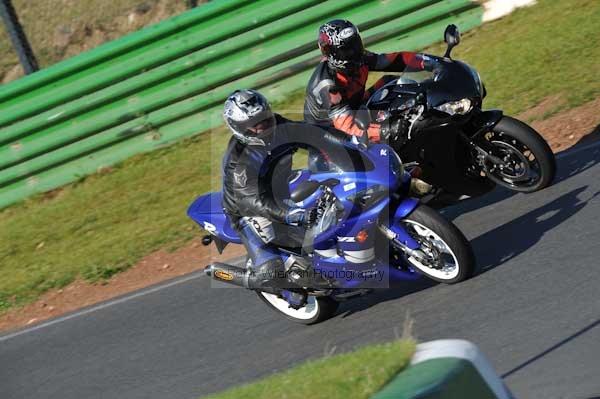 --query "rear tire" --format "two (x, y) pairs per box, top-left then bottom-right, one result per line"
(257, 292), (338, 325)
(401, 205), (475, 284)
(246, 256), (338, 325)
